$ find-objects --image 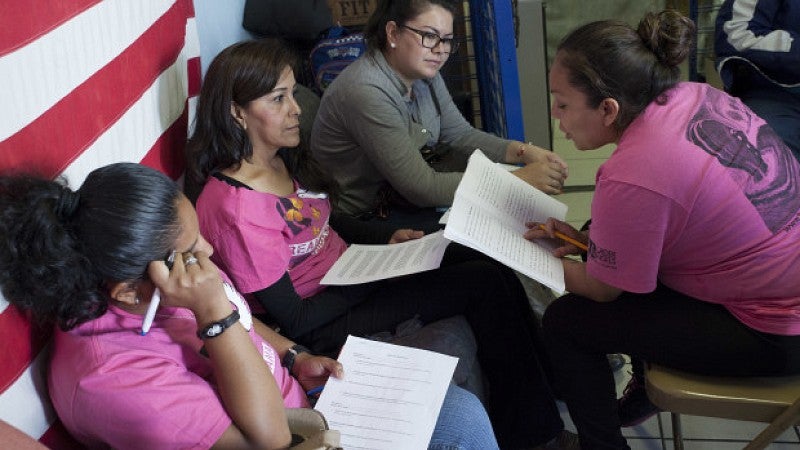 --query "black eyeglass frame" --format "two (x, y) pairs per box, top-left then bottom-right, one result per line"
(400, 25), (460, 54)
